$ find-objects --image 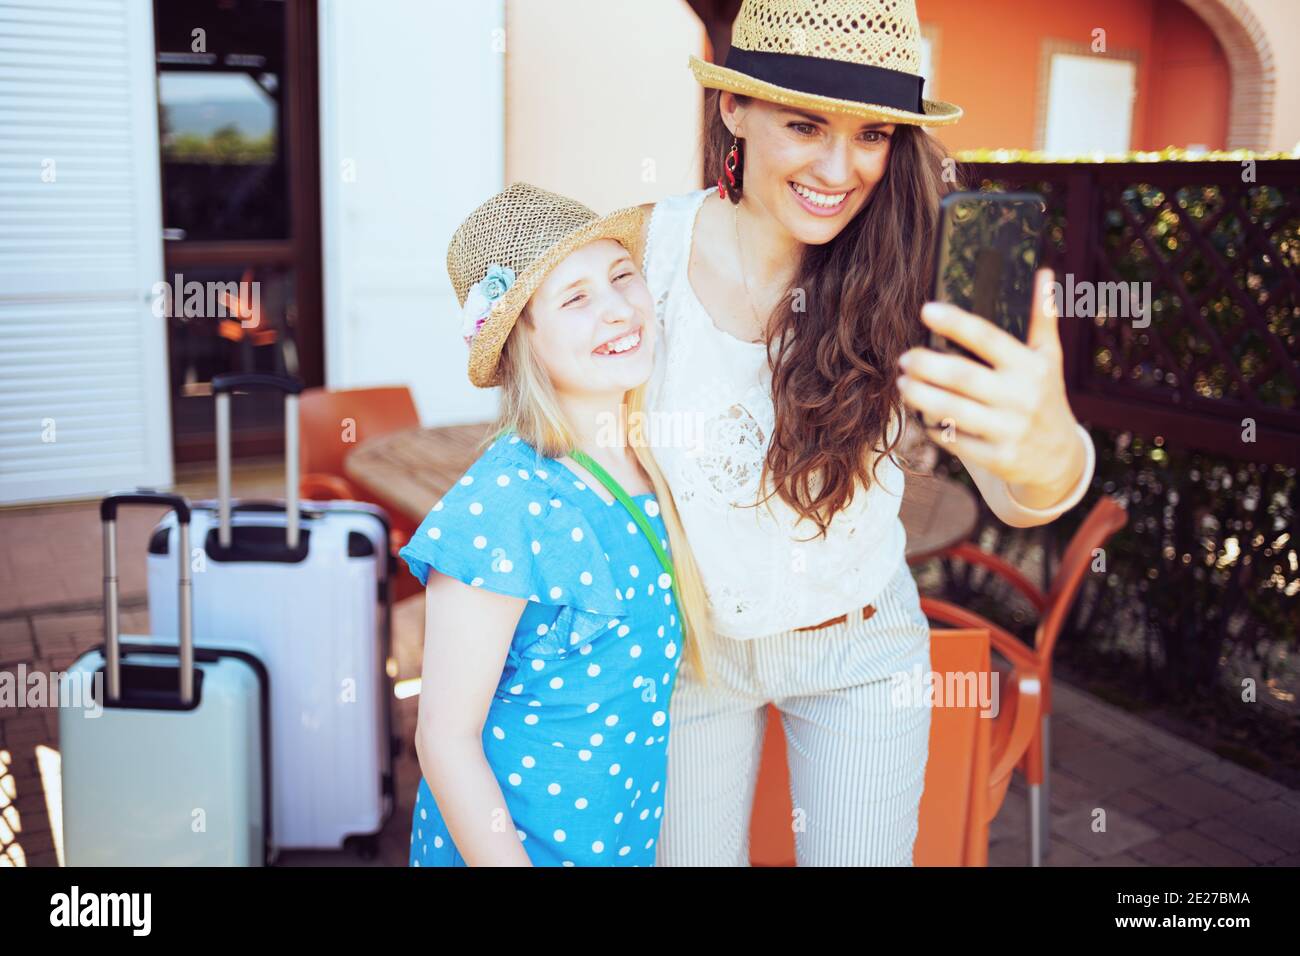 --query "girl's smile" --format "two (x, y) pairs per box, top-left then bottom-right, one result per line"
(592, 327), (643, 357)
